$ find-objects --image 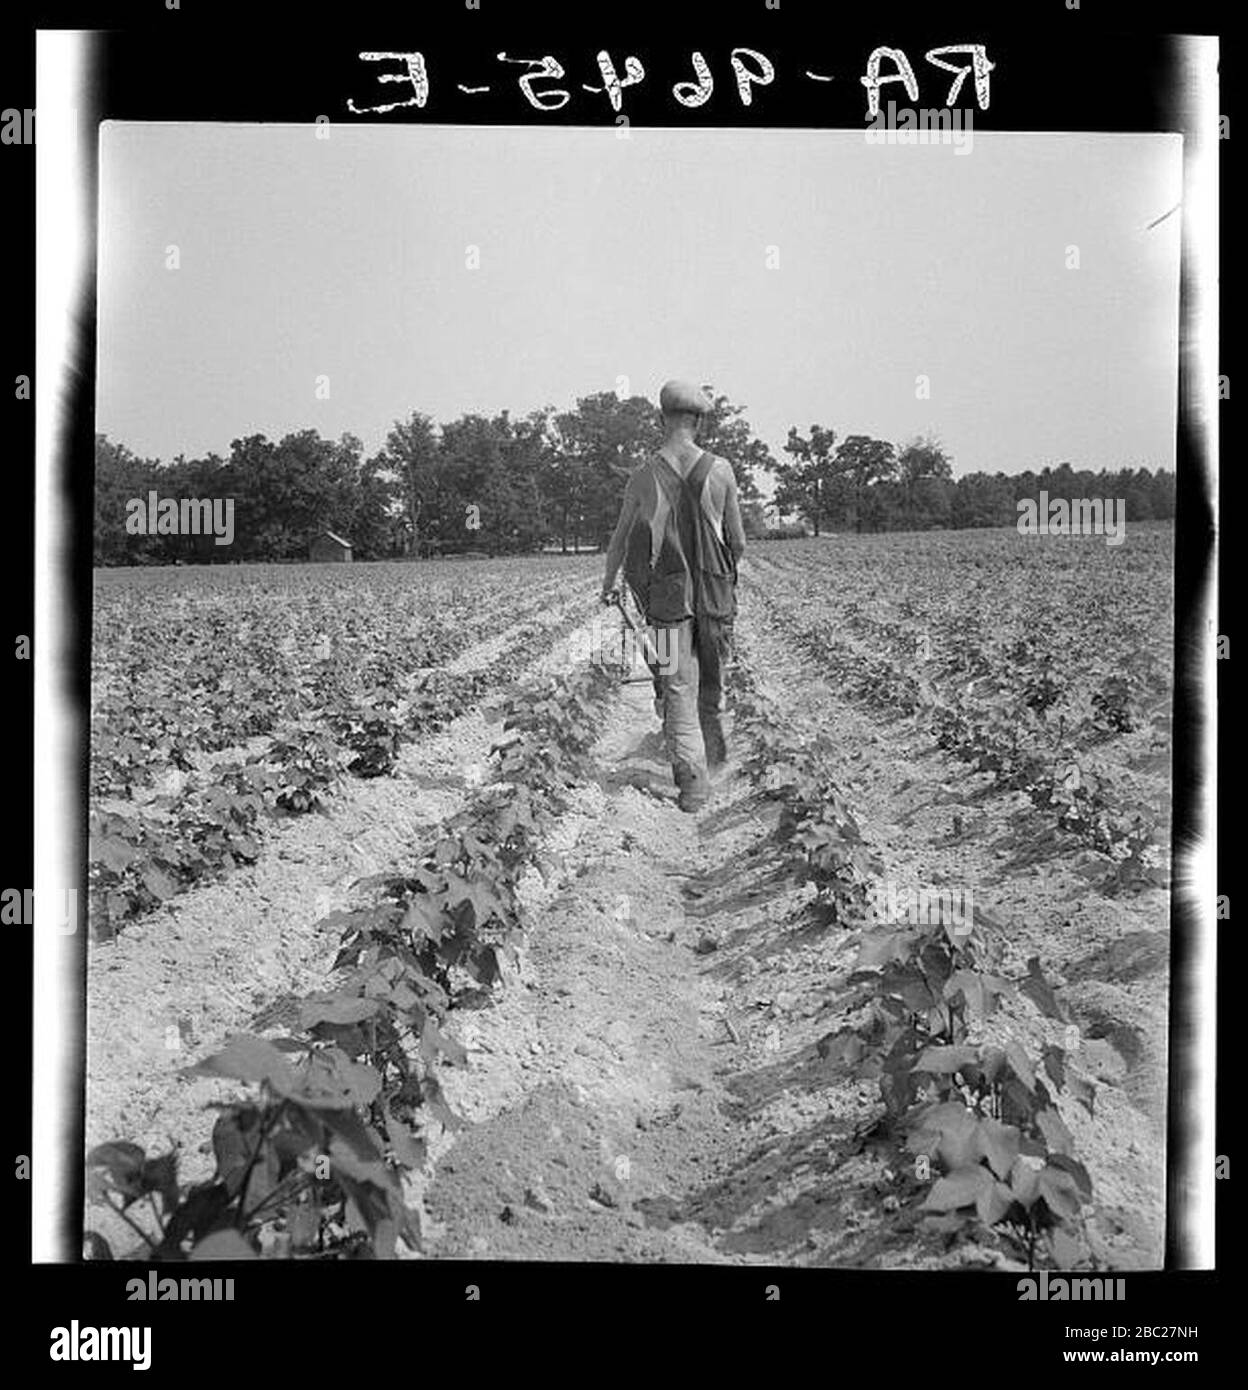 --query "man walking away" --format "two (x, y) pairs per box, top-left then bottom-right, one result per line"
(600, 379), (746, 812)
